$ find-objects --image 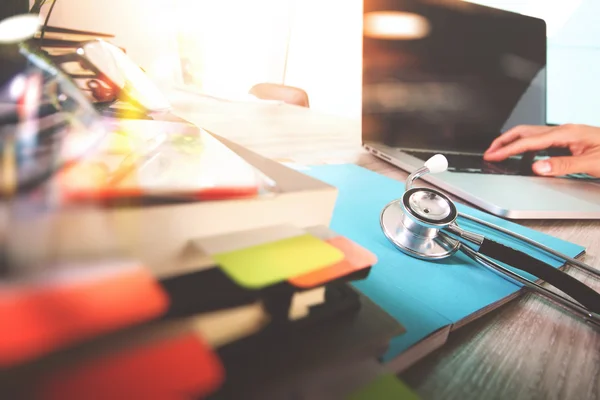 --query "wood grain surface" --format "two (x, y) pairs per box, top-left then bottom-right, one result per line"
(169, 91), (600, 400)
